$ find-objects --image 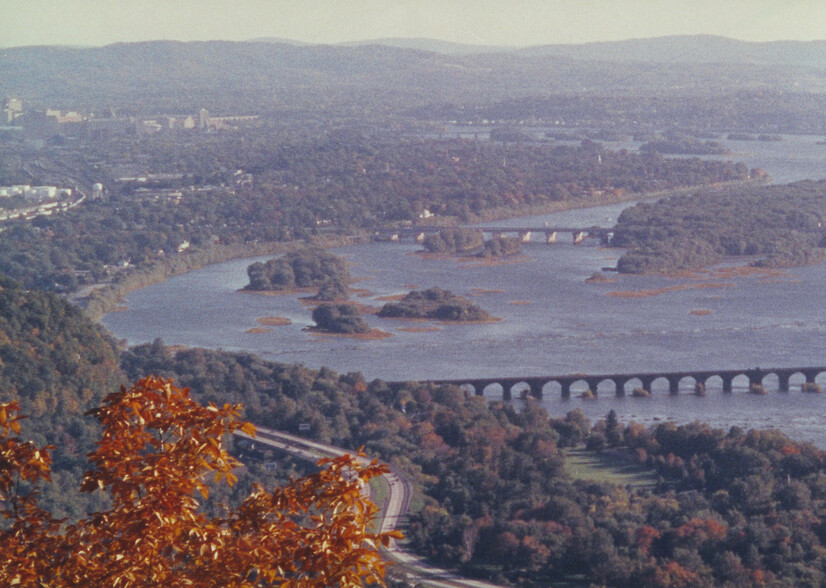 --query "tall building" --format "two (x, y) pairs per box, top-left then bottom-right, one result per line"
(3, 97), (22, 124)
(199, 108), (210, 129)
